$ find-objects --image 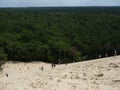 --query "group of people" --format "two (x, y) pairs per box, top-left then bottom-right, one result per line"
(5, 63), (57, 77)
(52, 64), (56, 69)
(98, 50), (117, 58)
(40, 63), (56, 72)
